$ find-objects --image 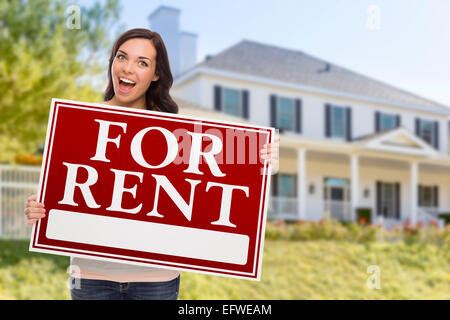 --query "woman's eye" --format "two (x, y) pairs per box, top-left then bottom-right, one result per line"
(116, 54), (125, 60)
(139, 61), (148, 67)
